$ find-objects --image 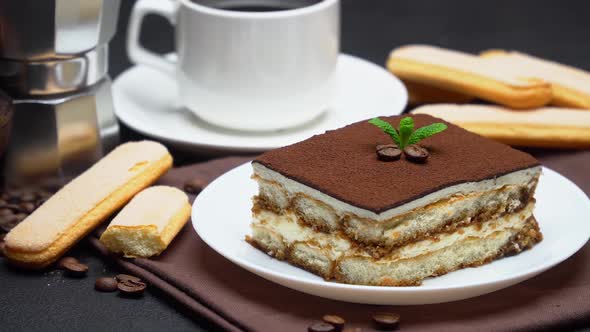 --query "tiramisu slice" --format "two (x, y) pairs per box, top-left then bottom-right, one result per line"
(247, 114), (542, 286)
